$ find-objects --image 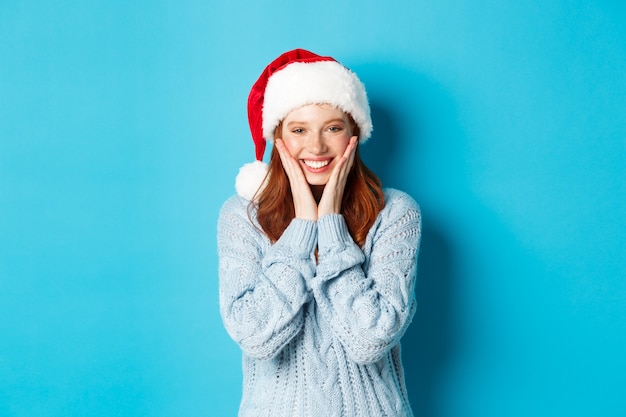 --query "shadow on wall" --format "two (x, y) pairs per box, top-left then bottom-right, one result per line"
(360, 64), (460, 417)
(403, 225), (456, 417)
